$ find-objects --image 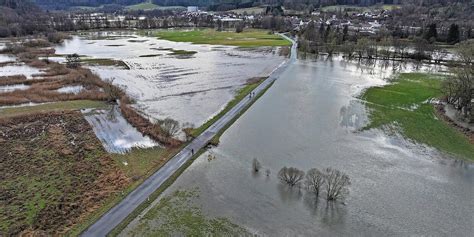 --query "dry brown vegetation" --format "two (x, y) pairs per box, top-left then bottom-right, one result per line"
(120, 102), (182, 147)
(0, 40), (183, 148)
(0, 111), (129, 236)
(0, 37), (185, 235)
